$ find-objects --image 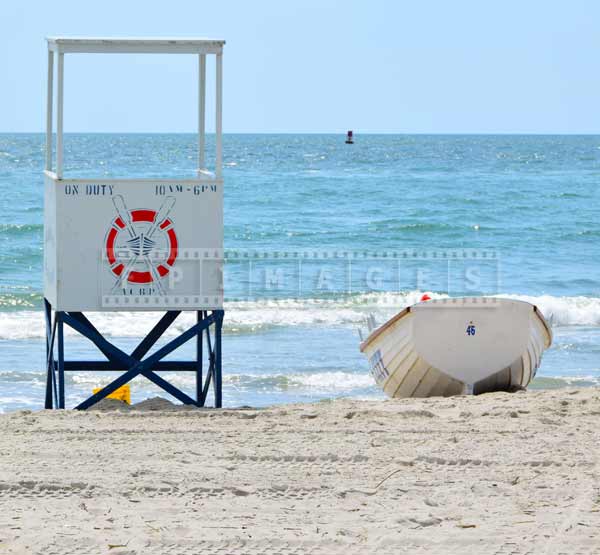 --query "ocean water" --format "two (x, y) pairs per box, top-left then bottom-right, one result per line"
(0, 133), (599, 411)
